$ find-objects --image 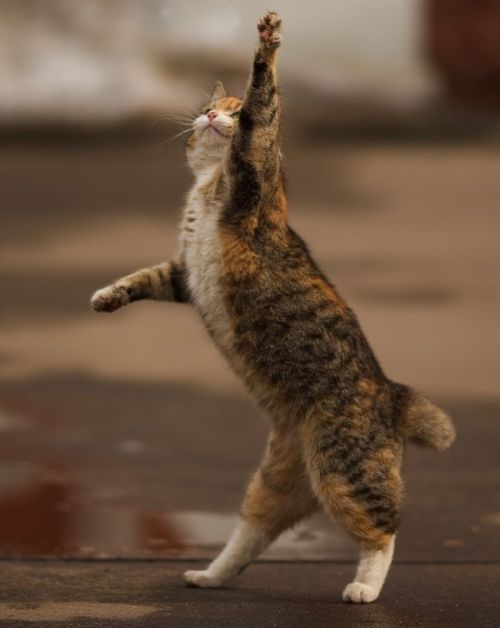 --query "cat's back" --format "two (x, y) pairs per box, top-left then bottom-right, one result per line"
(220, 224), (385, 401)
